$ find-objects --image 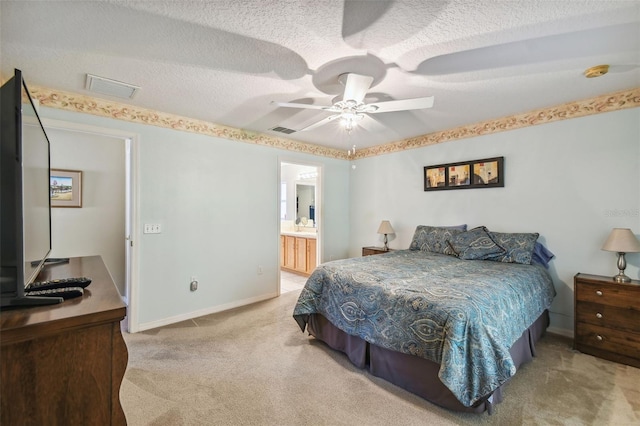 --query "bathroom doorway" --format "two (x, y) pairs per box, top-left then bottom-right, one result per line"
(279, 160), (321, 294)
